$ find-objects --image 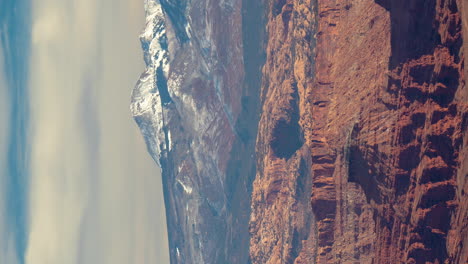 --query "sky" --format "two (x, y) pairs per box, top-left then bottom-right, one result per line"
(0, 0), (170, 263)
(0, 40), (17, 264)
(0, 0), (31, 262)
